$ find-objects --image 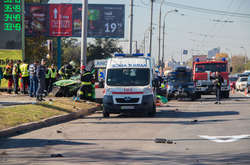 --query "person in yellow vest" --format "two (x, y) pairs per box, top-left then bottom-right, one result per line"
(20, 60), (29, 94)
(12, 60), (21, 94)
(3, 60), (14, 94)
(45, 65), (51, 93)
(48, 64), (57, 93)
